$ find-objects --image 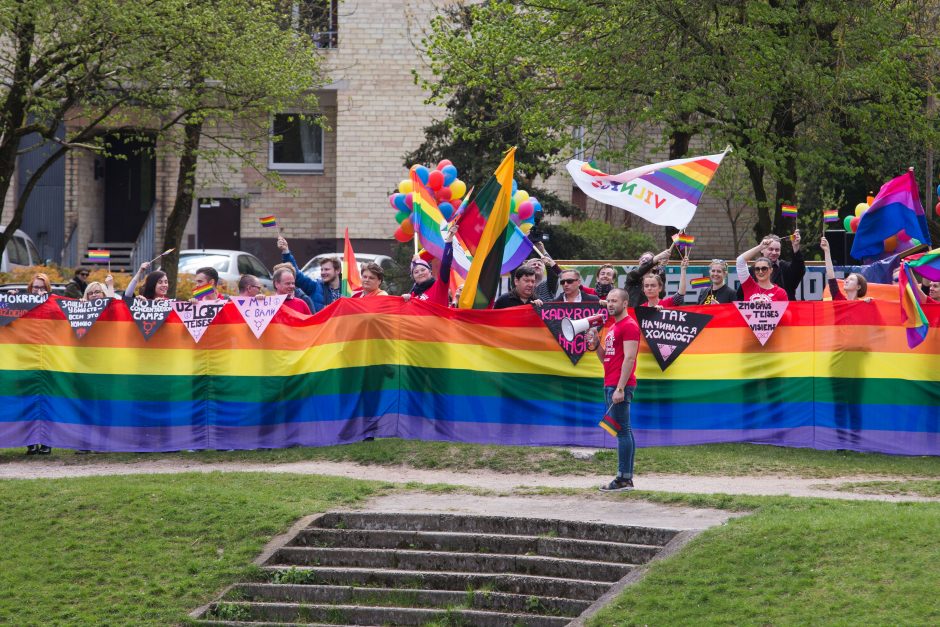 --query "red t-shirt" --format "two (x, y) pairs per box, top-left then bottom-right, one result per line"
(282, 296), (311, 315)
(602, 315), (640, 388)
(741, 276), (788, 302)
